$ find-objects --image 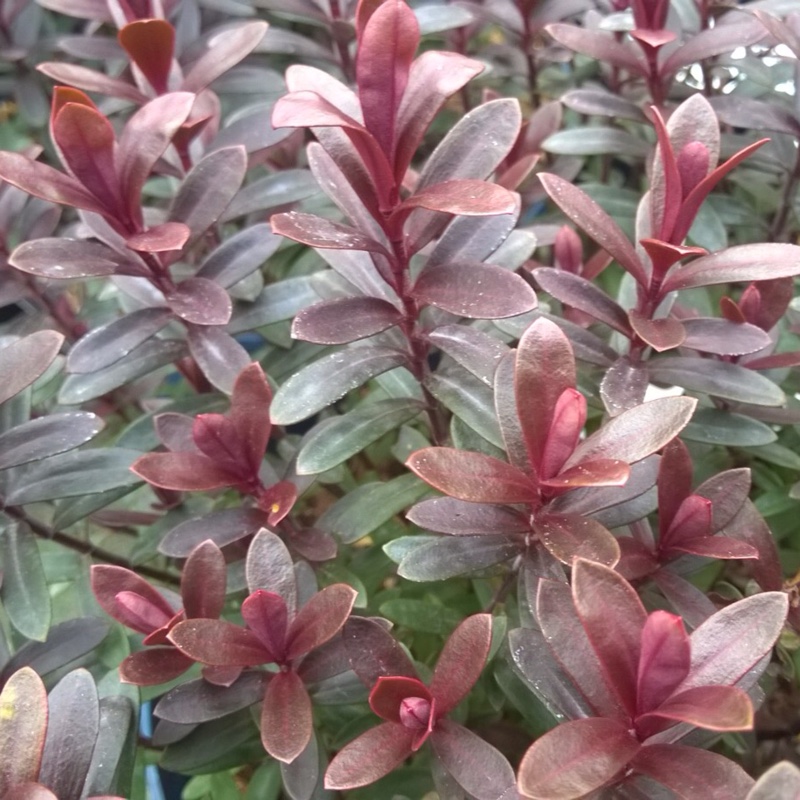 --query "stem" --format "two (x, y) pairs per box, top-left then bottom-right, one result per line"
(329, 0), (355, 83)
(3, 505), (181, 586)
(520, 14), (540, 108)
